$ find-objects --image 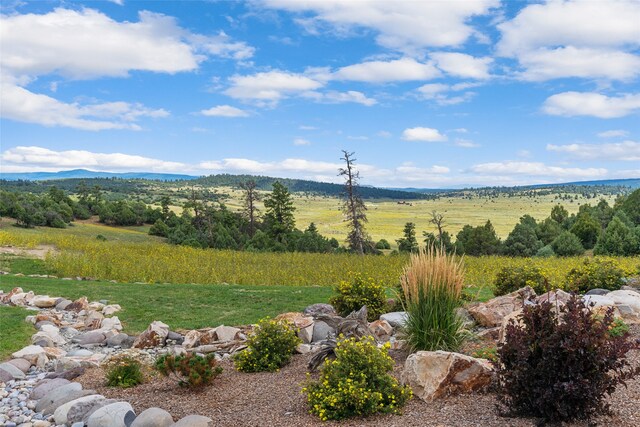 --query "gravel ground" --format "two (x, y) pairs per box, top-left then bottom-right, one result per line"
(77, 326), (640, 427)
